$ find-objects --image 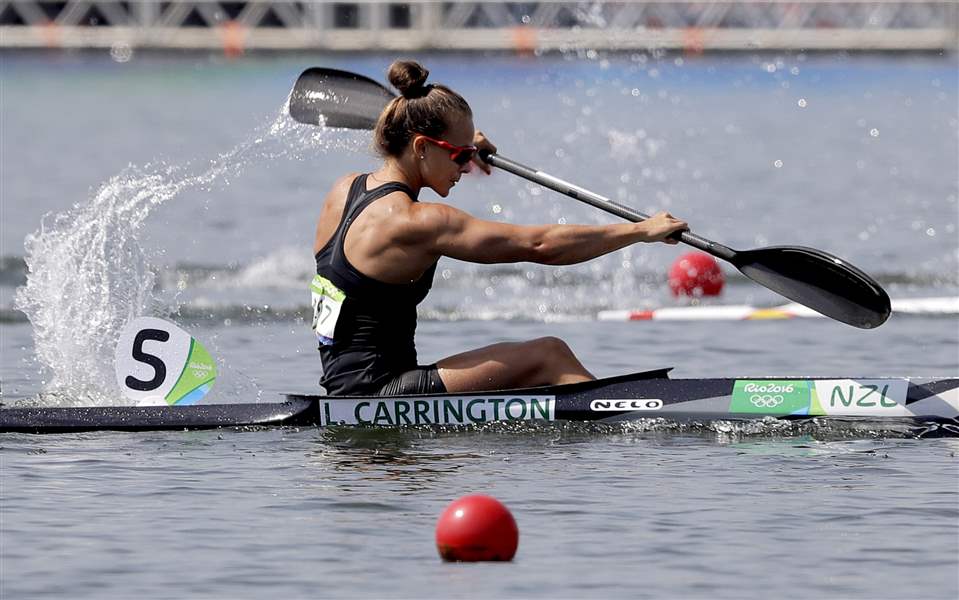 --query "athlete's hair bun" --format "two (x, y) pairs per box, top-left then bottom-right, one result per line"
(374, 60), (472, 159)
(388, 60), (431, 99)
